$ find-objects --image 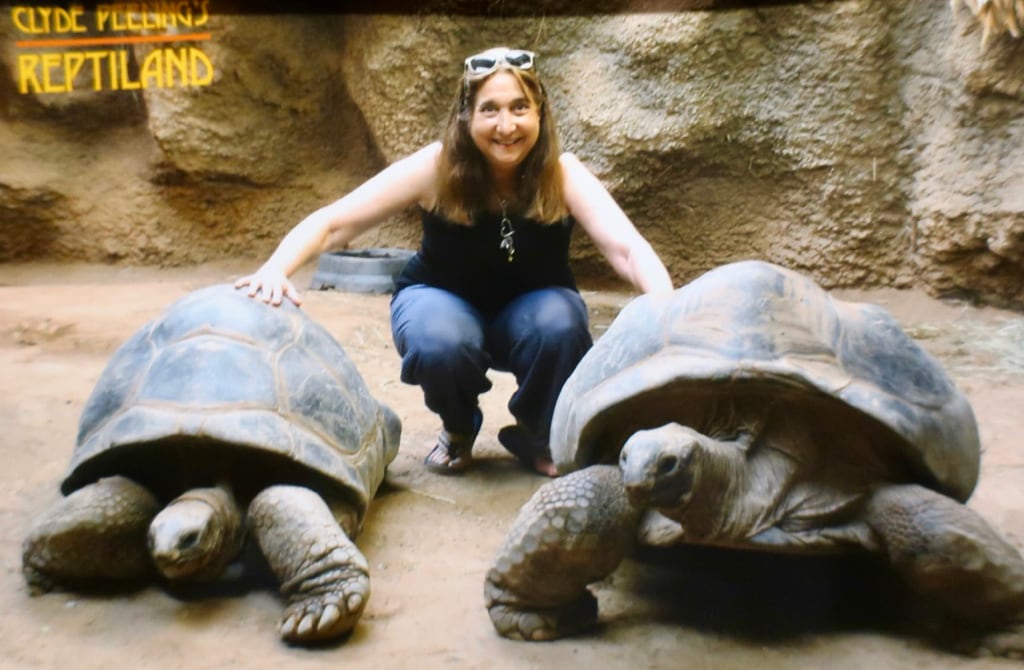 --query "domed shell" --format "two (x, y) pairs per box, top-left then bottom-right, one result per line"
(551, 260), (980, 501)
(62, 284), (400, 523)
